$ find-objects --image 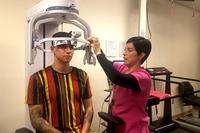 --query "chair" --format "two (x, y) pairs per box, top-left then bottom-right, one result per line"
(15, 127), (34, 133)
(98, 87), (123, 133)
(179, 81), (200, 106)
(178, 81), (200, 118)
(98, 112), (123, 133)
